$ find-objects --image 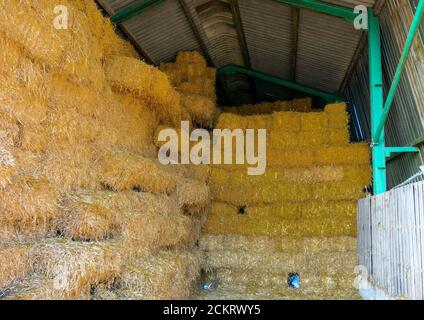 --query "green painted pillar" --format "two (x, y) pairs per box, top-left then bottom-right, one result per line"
(368, 10), (386, 194)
